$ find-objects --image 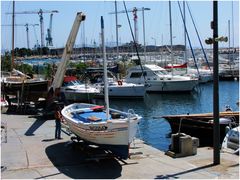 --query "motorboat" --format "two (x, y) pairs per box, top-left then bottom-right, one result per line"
(85, 66), (146, 98)
(61, 103), (141, 159)
(219, 63), (239, 81)
(60, 80), (100, 102)
(94, 80), (146, 98)
(164, 63), (213, 83)
(125, 64), (198, 92)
